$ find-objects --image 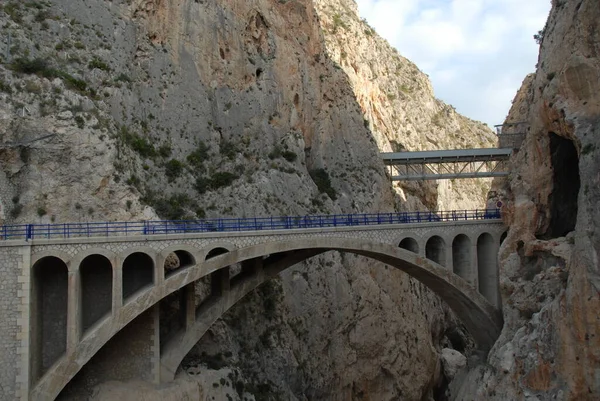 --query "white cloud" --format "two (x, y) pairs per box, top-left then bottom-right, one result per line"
(356, 0), (551, 127)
